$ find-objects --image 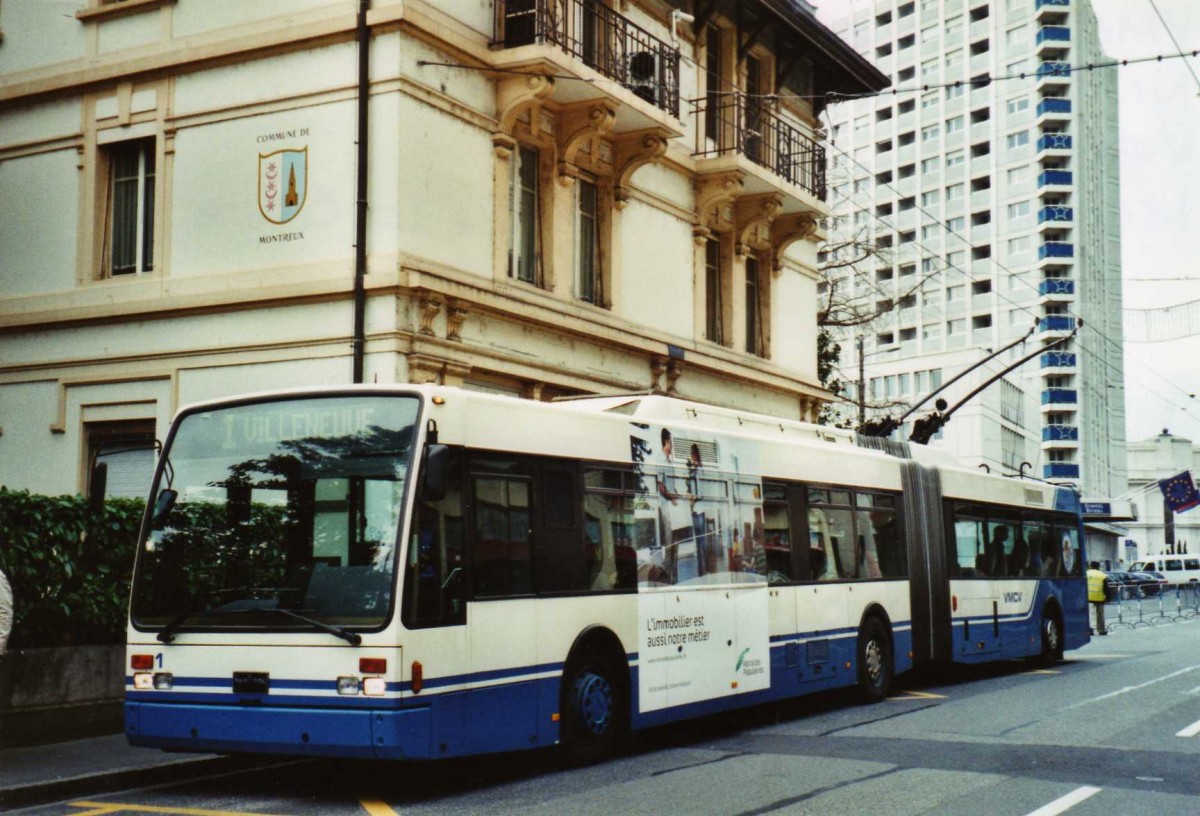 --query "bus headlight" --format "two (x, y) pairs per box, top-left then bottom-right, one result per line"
(362, 677), (386, 697)
(337, 676), (361, 696)
(133, 672), (153, 690)
(153, 672), (174, 690)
